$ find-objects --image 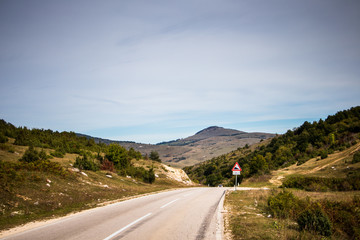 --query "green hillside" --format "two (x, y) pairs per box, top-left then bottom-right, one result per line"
(0, 122), (191, 230)
(184, 106), (360, 186)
